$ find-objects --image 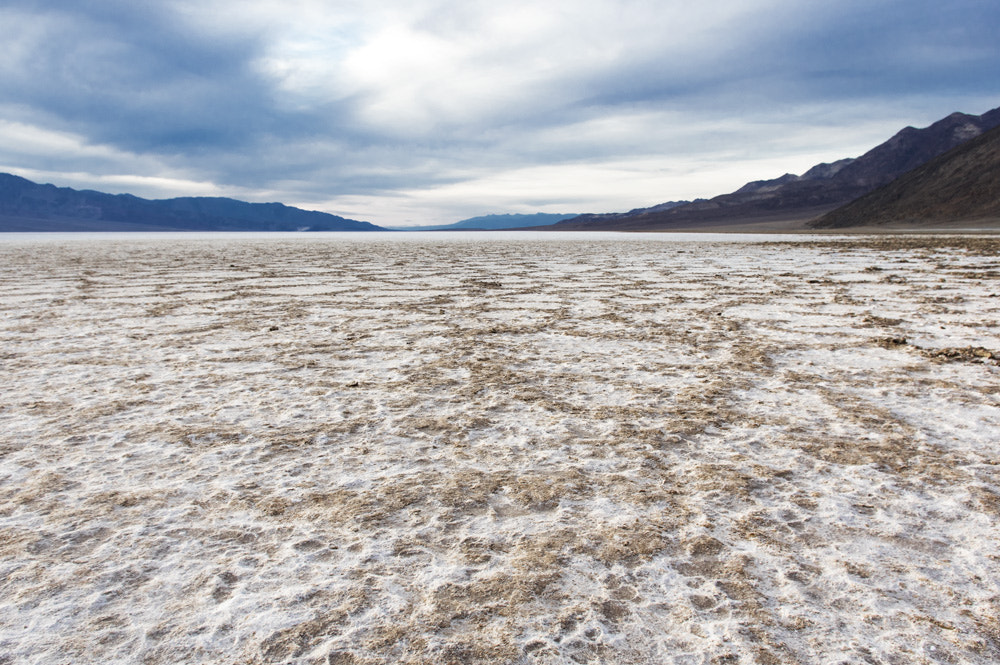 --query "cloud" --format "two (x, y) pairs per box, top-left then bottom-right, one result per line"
(0, 1), (291, 151)
(1, 0), (998, 225)
(0, 118), (239, 198)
